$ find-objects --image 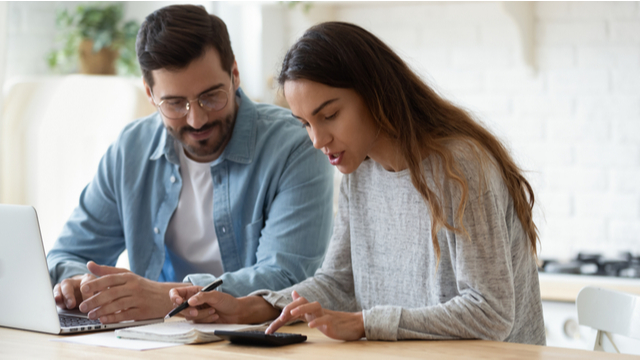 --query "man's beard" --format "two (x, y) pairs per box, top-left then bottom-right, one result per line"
(169, 112), (236, 159)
